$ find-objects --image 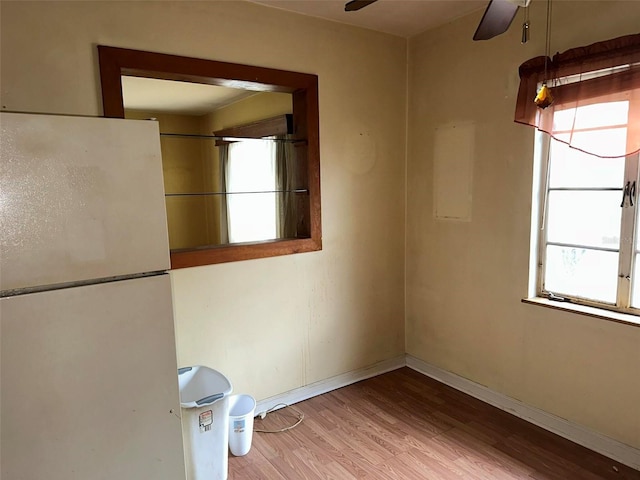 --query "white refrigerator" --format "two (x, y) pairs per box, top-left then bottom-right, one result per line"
(0, 112), (187, 480)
